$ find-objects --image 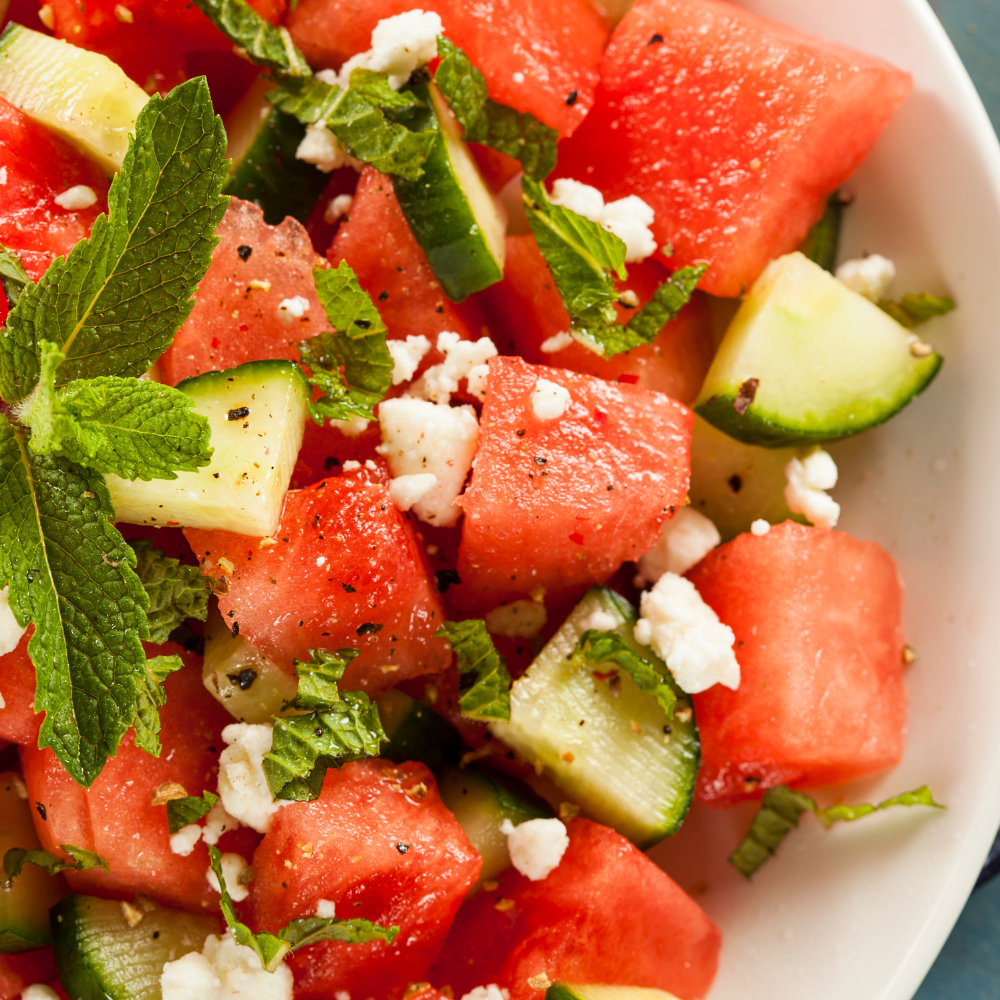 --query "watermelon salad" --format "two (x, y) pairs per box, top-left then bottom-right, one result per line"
(0, 0), (954, 997)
